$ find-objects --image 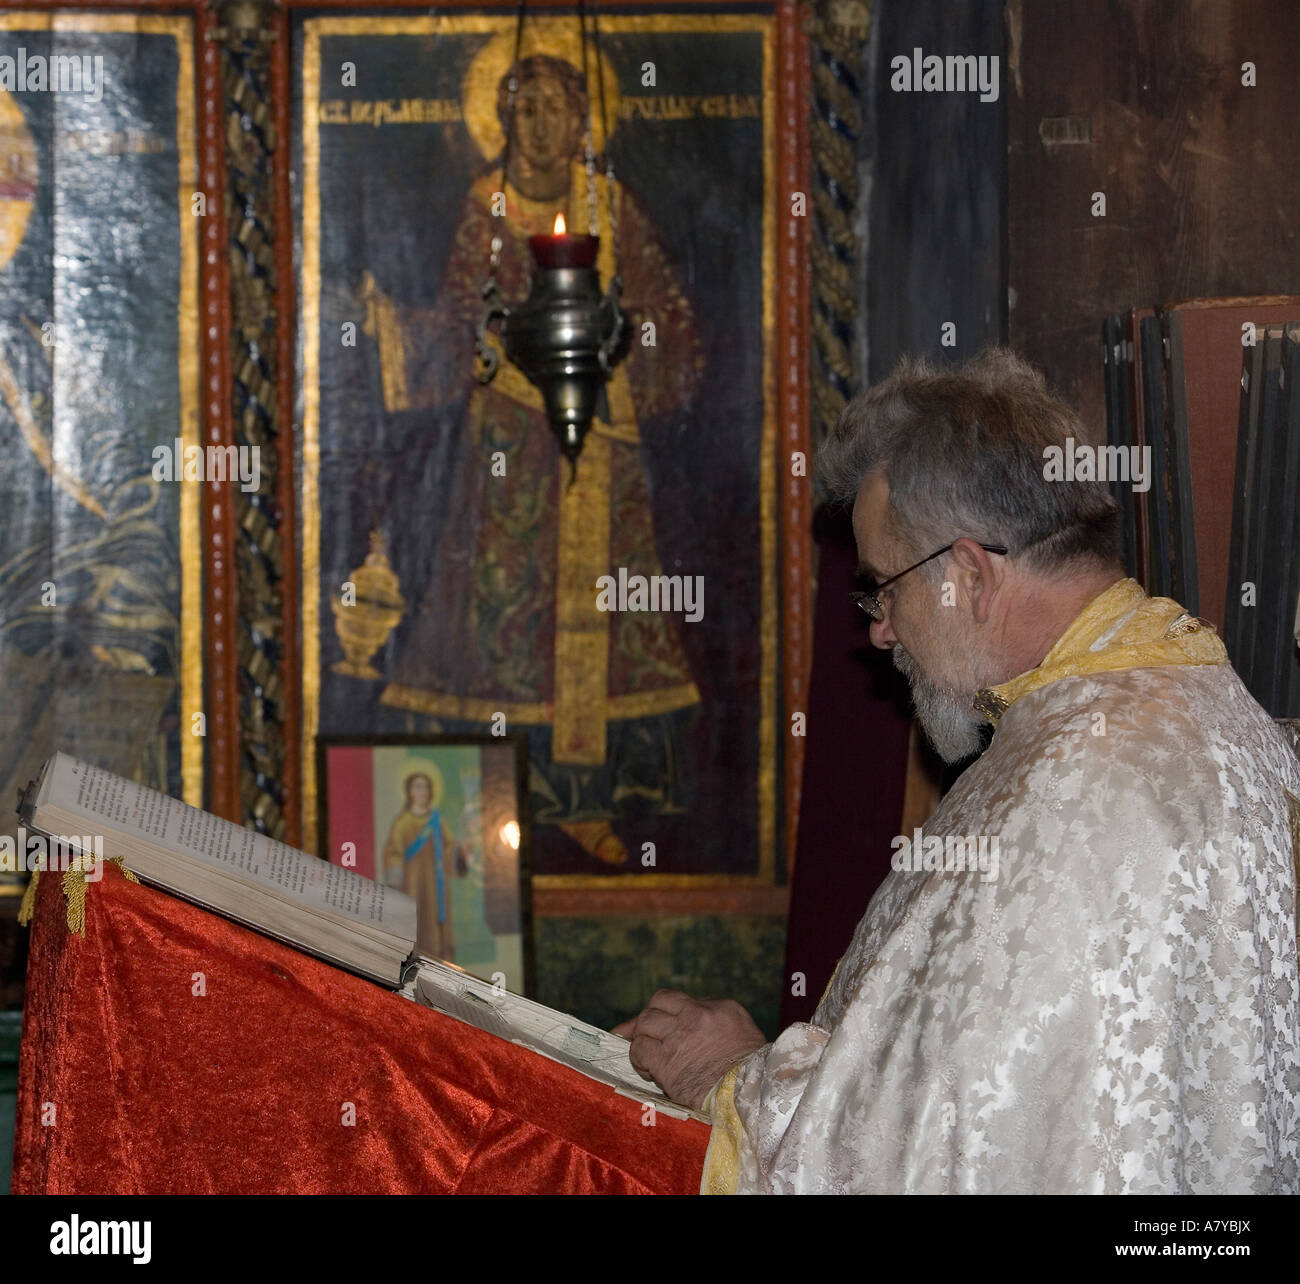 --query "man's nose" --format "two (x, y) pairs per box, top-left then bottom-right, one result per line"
(869, 615), (896, 650)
